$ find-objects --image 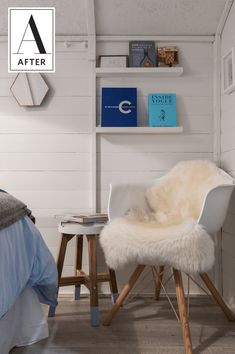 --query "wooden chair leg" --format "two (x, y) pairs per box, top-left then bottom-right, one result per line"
(153, 265), (164, 300)
(173, 268), (193, 354)
(108, 268), (119, 303)
(87, 235), (100, 326)
(103, 265), (145, 326)
(200, 272), (235, 321)
(75, 235), (83, 300)
(48, 233), (74, 317)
